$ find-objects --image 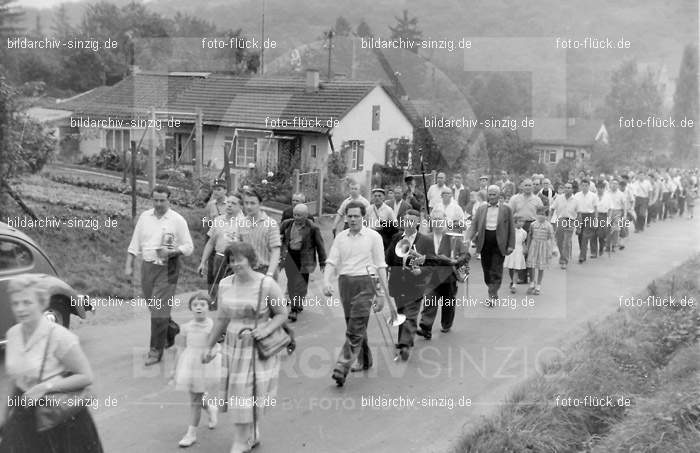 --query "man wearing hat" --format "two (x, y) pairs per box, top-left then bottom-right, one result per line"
(478, 174), (489, 193)
(367, 187), (397, 249)
(202, 179), (227, 287)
